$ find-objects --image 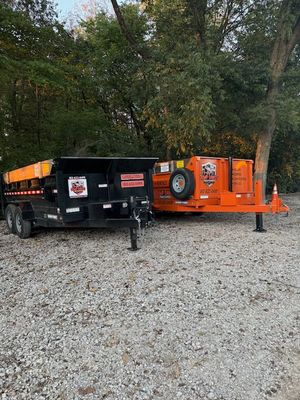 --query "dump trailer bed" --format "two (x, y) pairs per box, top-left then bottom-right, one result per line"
(1, 157), (157, 249)
(153, 156), (289, 231)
